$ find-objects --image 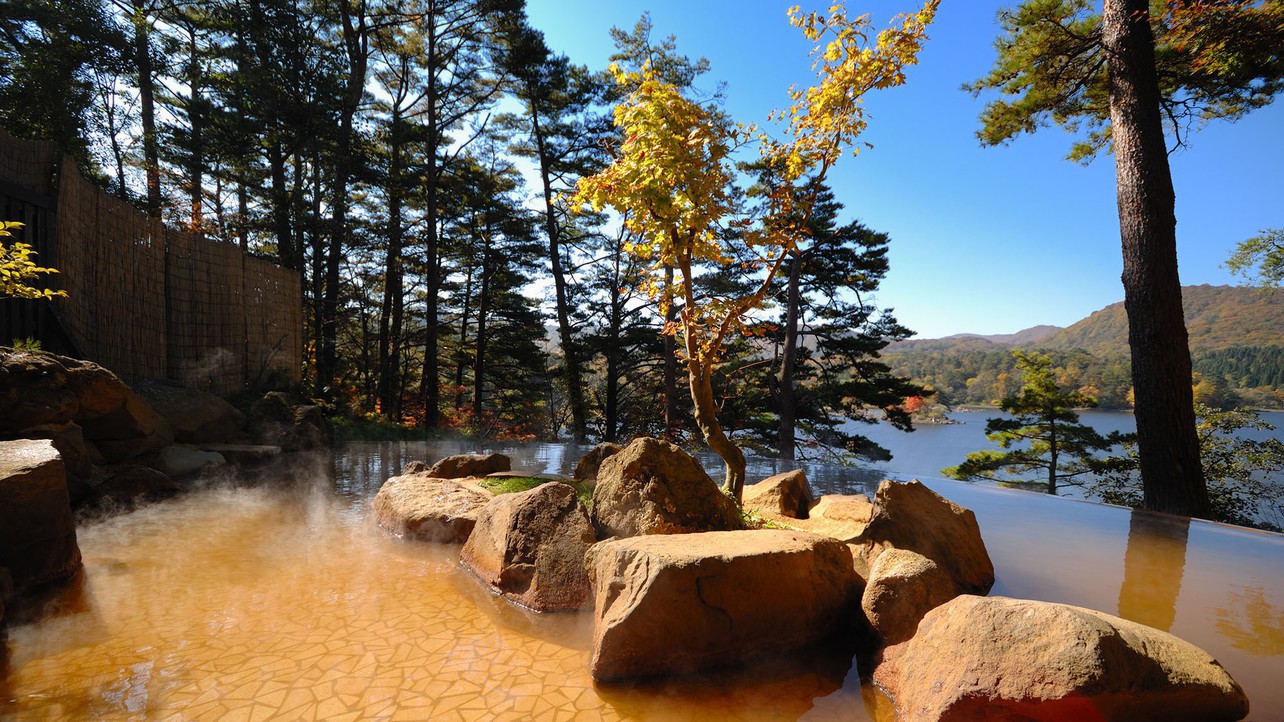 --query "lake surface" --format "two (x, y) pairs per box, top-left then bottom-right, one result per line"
(2, 441), (1282, 720)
